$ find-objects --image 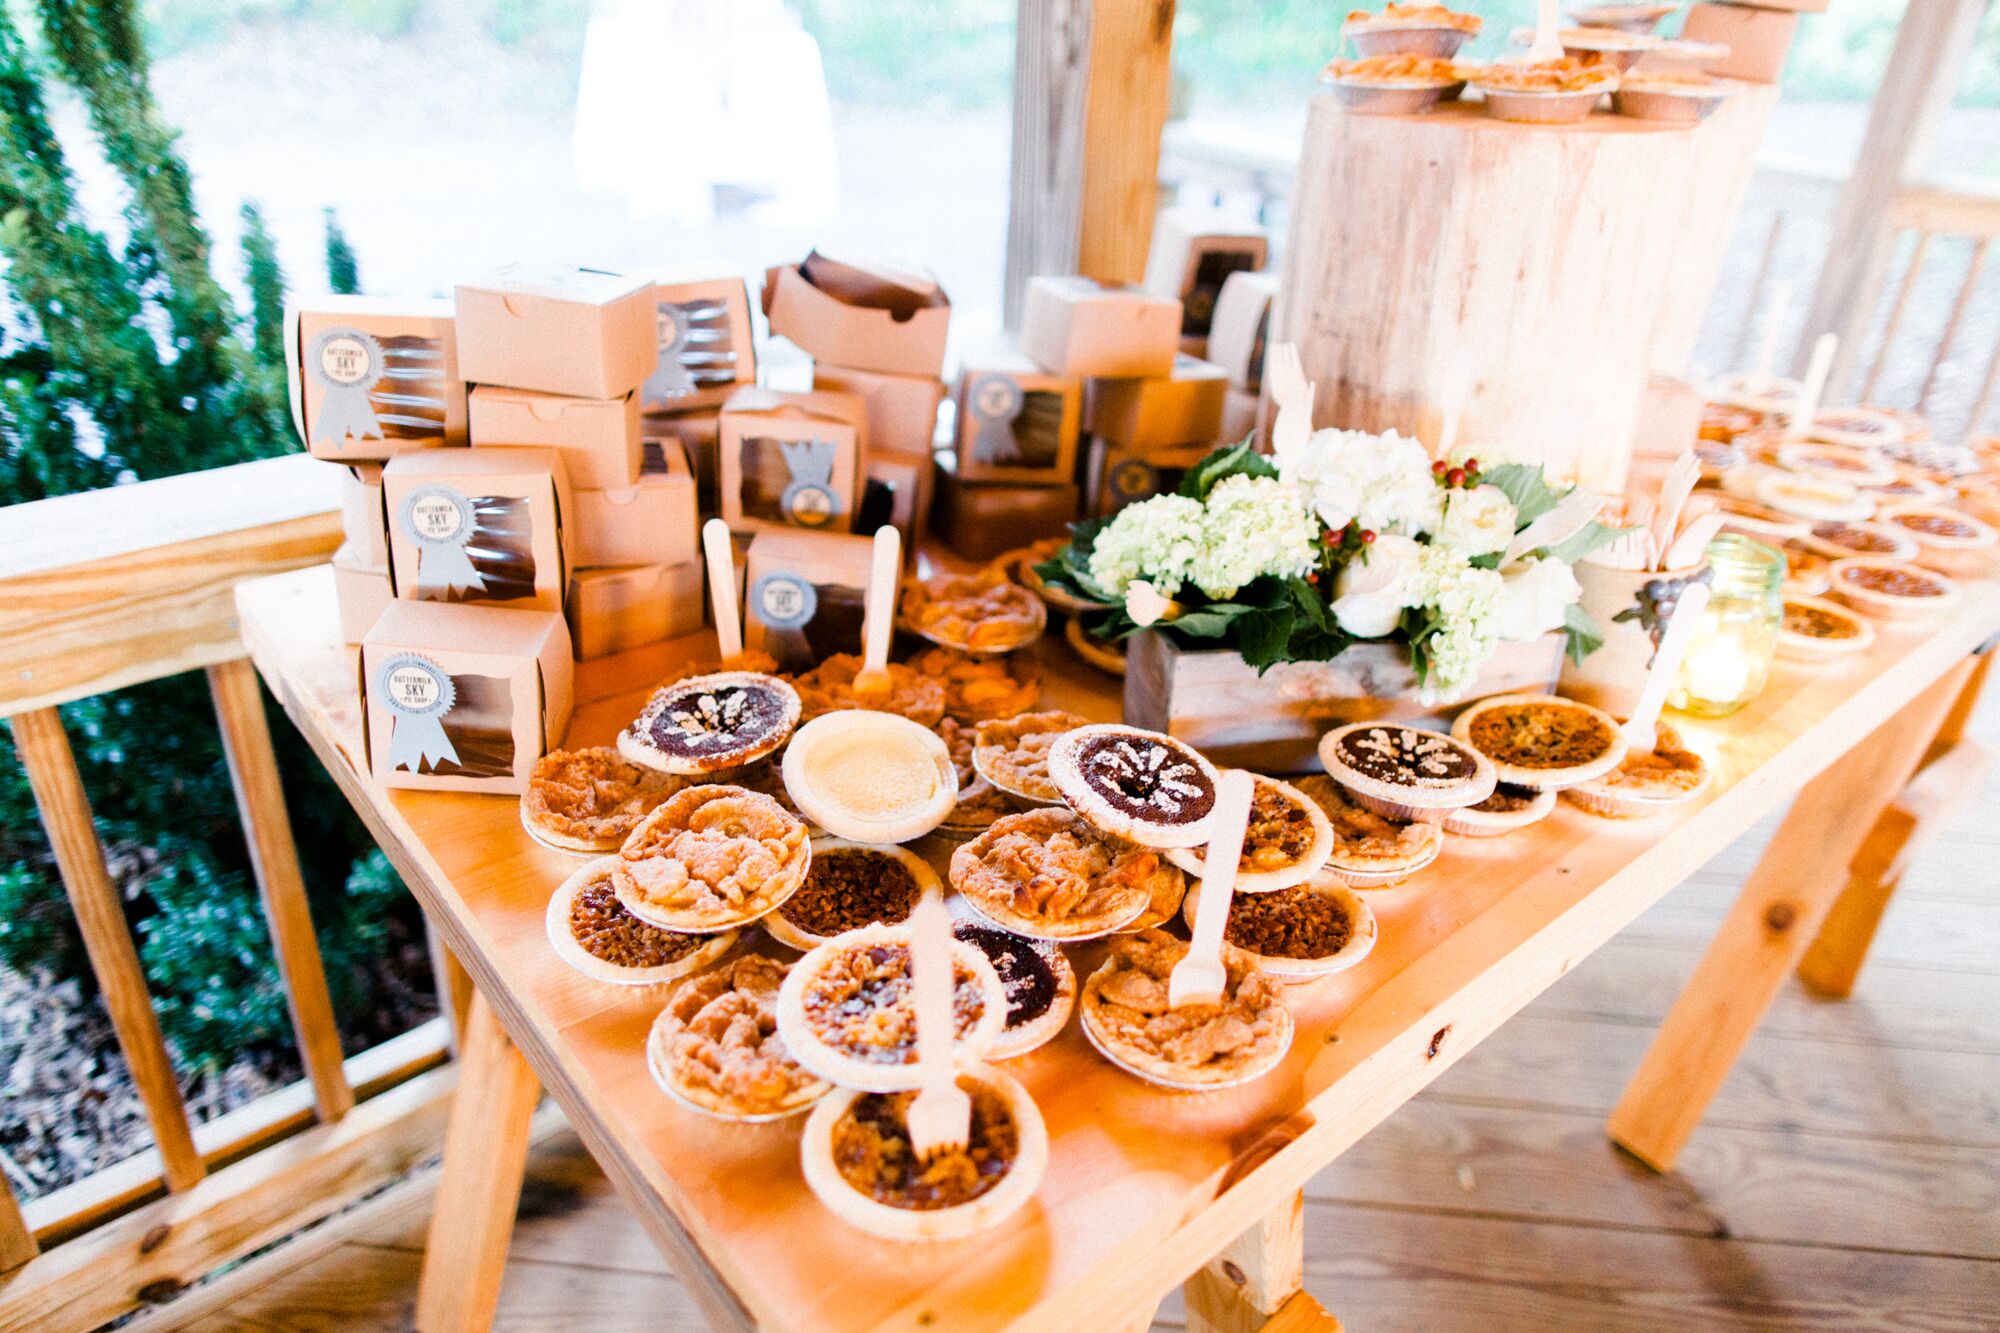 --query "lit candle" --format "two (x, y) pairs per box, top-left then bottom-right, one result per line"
(1680, 635), (1751, 705)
